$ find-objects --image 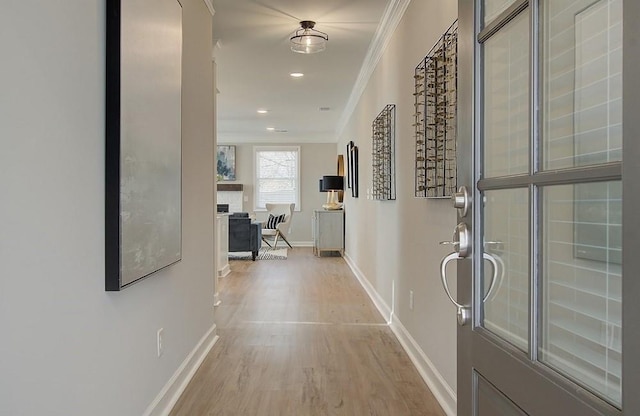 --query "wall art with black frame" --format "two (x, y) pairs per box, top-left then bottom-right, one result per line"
(346, 141), (359, 198)
(105, 0), (183, 291)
